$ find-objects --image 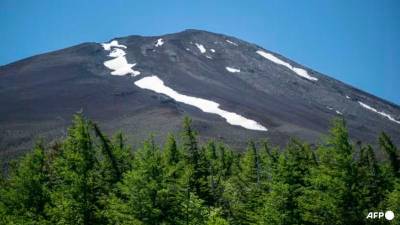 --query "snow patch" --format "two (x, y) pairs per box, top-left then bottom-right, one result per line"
(327, 106), (343, 115)
(104, 57), (140, 76)
(358, 101), (400, 124)
(195, 43), (206, 53)
(101, 41), (140, 77)
(226, 40), (238, 46)
(210, 49), (216, 53)
(206, 56), (212, 59)
(256, 50), (318, 81)
(346, 95), (351, 99)
(101, 40), (127, 51)
(134, 75), (267, 131)
(155, 38), (164, 47)
(226, 67), (240, 73)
